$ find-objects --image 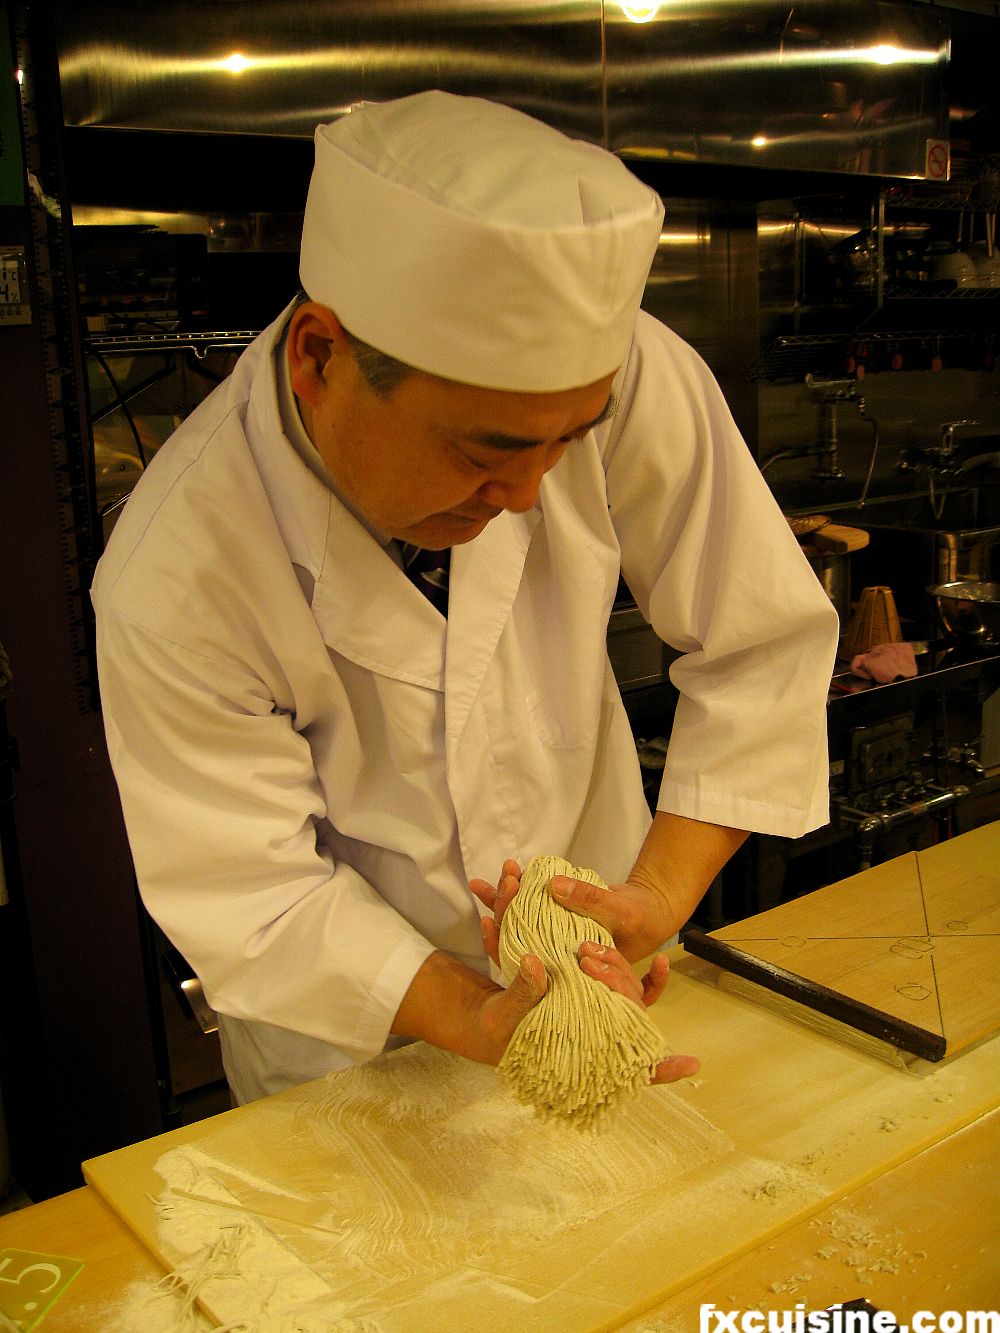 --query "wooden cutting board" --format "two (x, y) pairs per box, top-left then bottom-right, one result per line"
(811, 523), (870, 554)
(684, 822), (1000, 1062)
(82, 1008), (1000, 1332)
(83, 828), (1000, 1333)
